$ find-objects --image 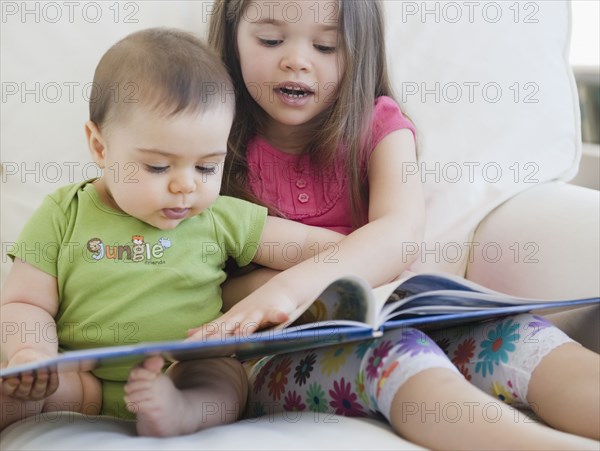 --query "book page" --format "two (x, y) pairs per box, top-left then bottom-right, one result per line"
(376, 273), (600, 325)
(279, 276), (377, 329)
